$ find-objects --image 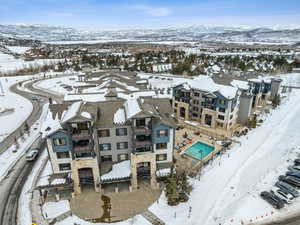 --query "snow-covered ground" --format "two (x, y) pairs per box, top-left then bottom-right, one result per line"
(0, 52), (61, 73)
(5, 46), (31, 54)
(0, 103), (48, 181)
(0, 76), (35, 142)
(34, 74), (87, 95)
(144, 74), (300, 225)
(42, 200), (70, 219)
(18, 149), (48, 225)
